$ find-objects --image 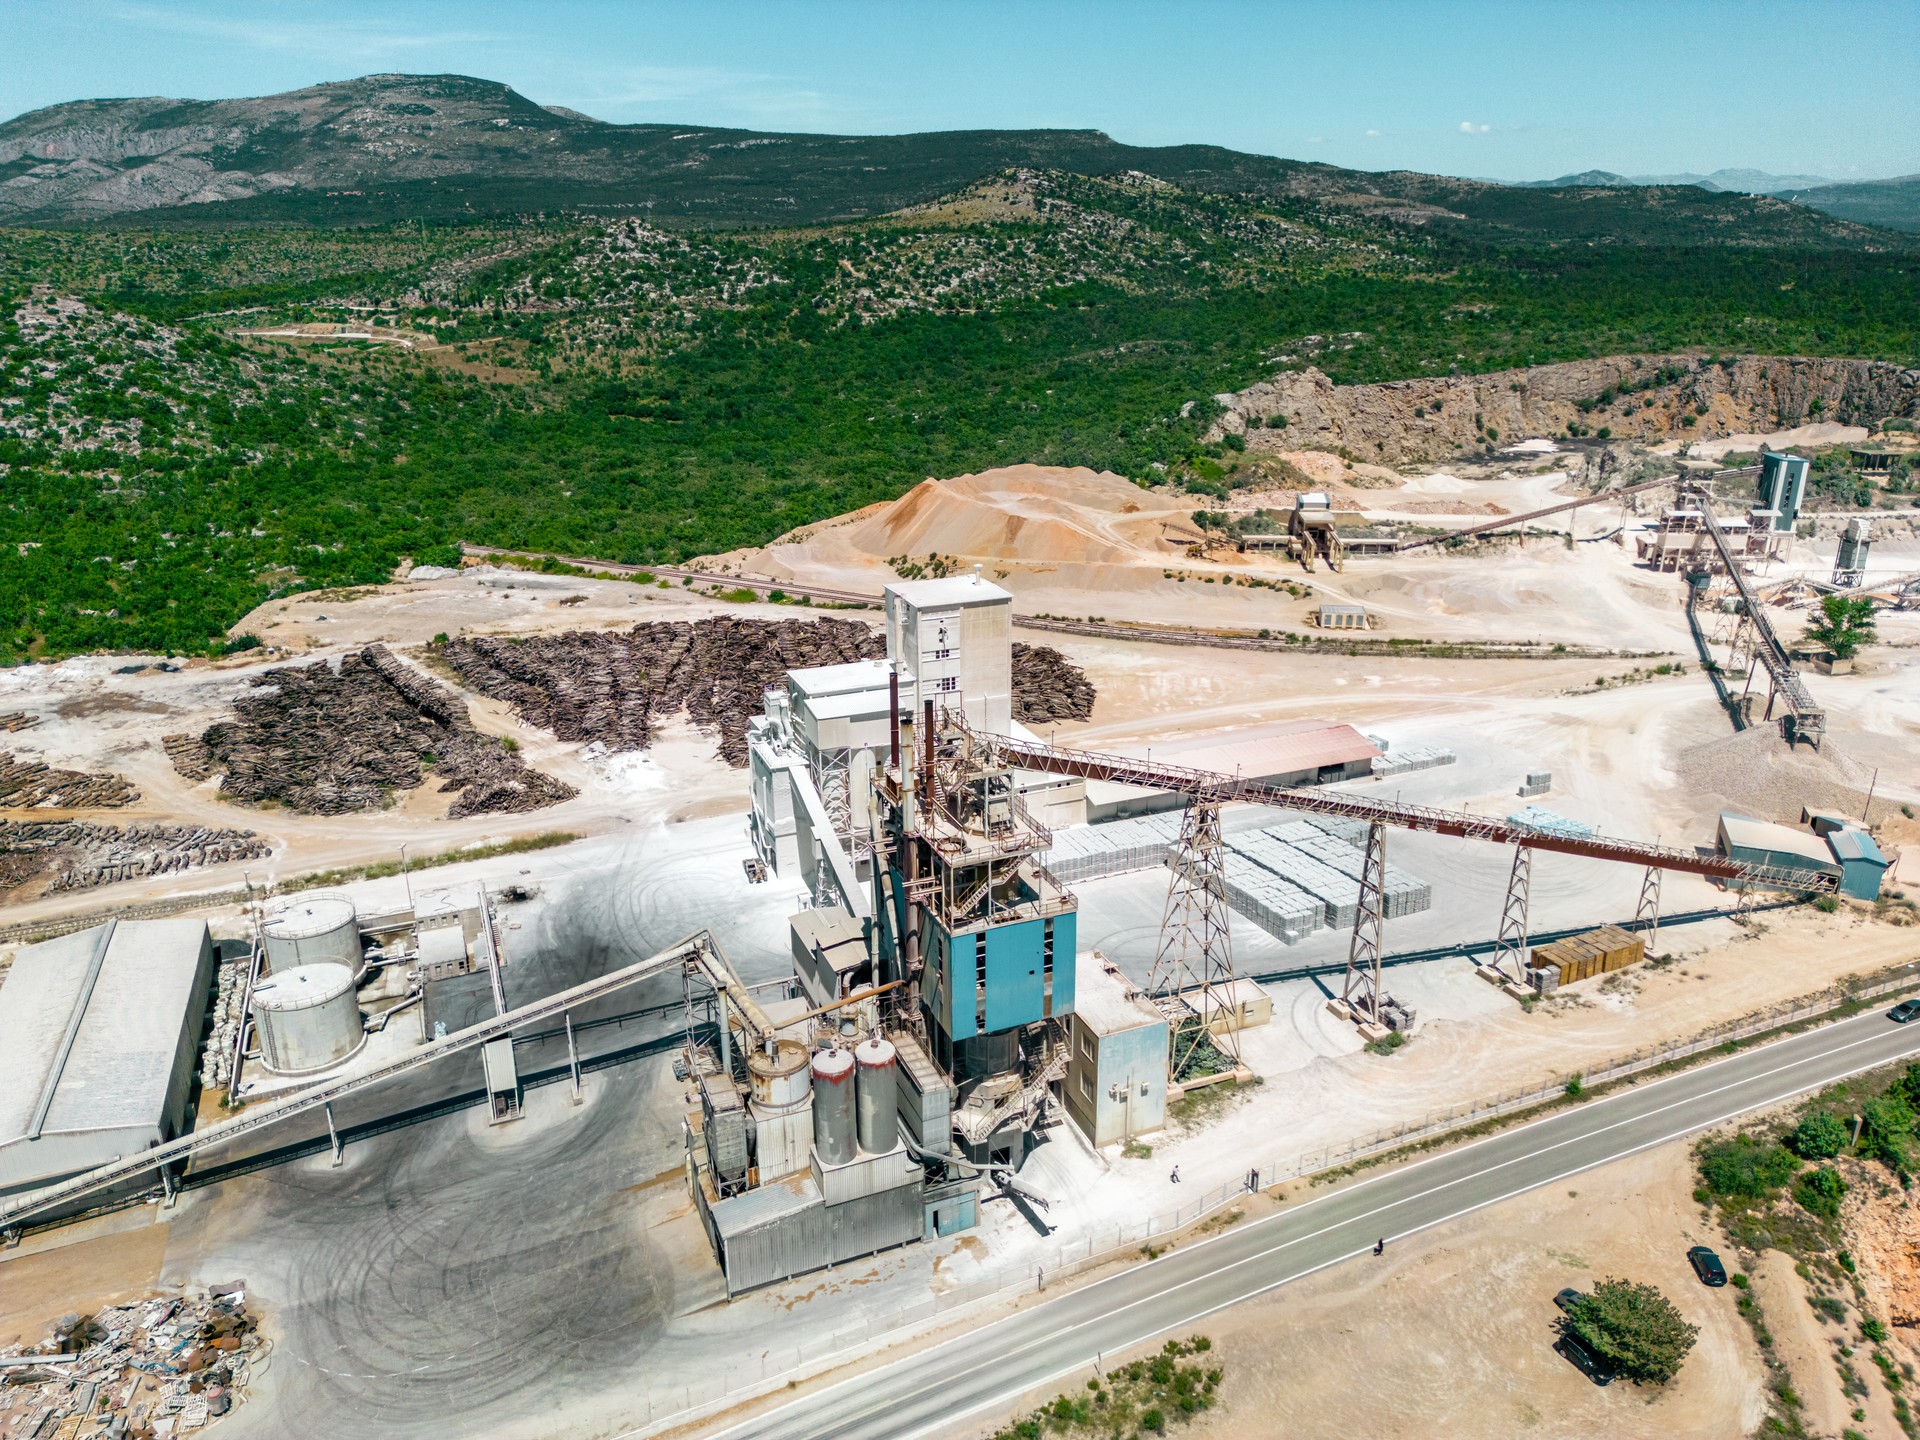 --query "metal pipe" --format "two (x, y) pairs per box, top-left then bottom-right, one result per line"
(769, 980), (906, 1033)
(889, 668), (901, 767)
